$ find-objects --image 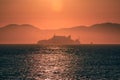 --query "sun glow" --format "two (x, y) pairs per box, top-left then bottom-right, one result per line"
(50, 0), (63, 12)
